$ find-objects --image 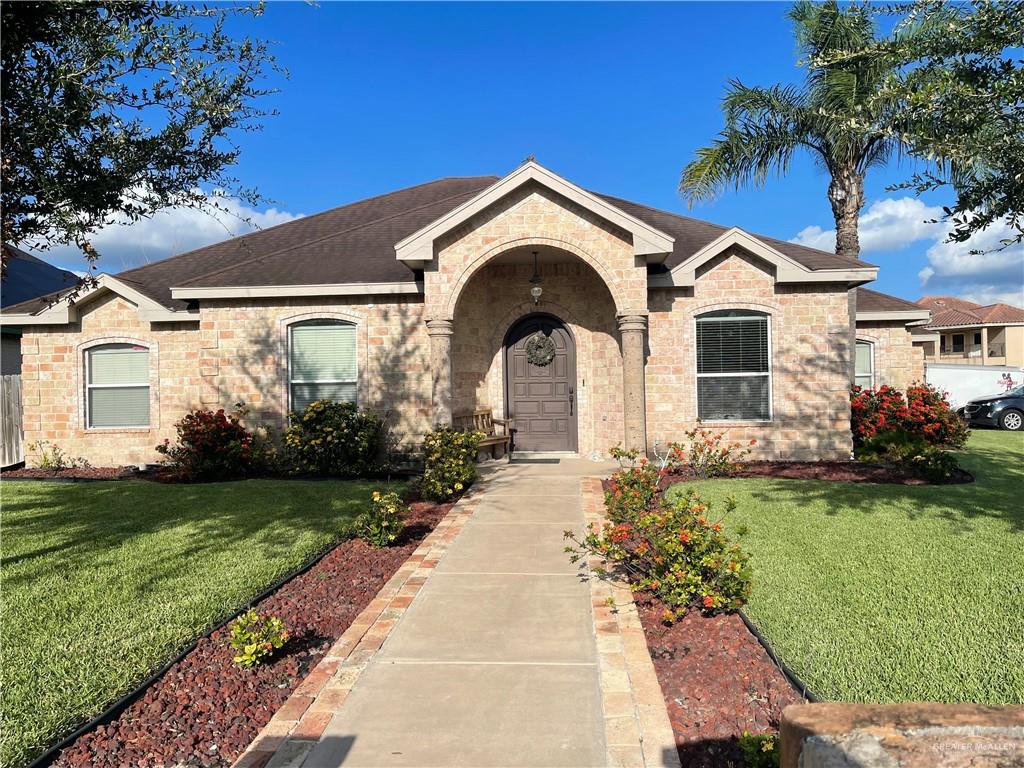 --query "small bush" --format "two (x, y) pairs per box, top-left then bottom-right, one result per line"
(354, 490), (407, 547)
(283, 400), (384, 477)
(156, 403), (267, 481)
(229, 609), (290, 668)
(567, 454), (753, 622)
(851, 384), (967, 448)
(606, 445), (662, 522)
(663, 426), (756, 479)
(27, 441), (89, 472)
(739, 731), (780, 768)
(421, 426), (483, 501)
(859, 429), (961, 482)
